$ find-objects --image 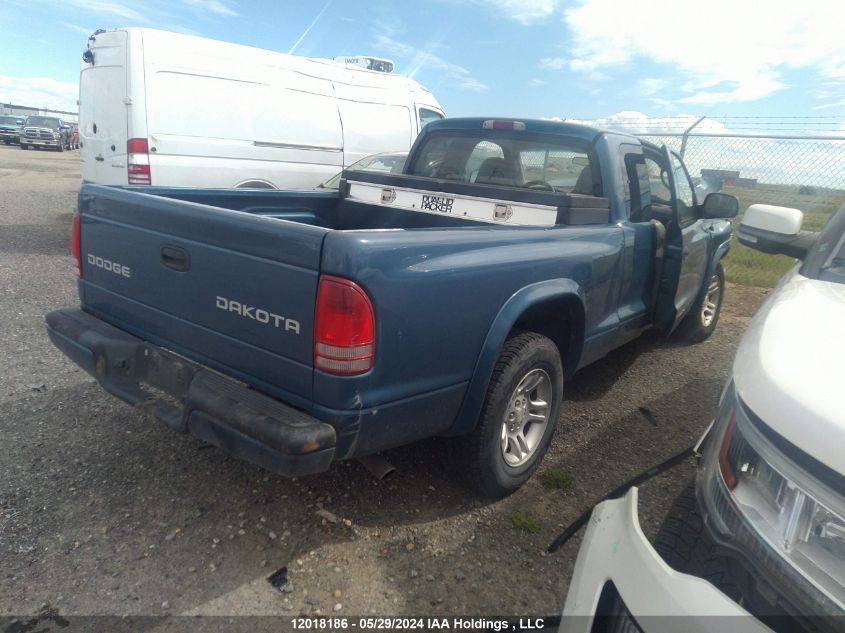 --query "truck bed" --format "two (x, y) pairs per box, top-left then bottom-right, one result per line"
(75, 182), (623, 458)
